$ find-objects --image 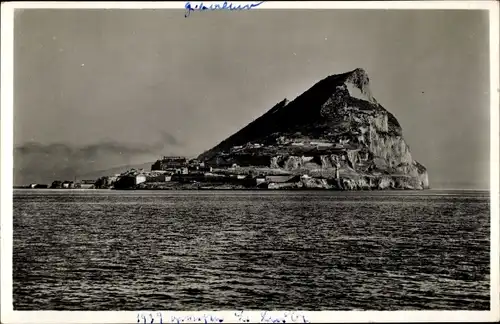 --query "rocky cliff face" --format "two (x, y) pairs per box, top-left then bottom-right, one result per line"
(198, 68), (429, 190)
